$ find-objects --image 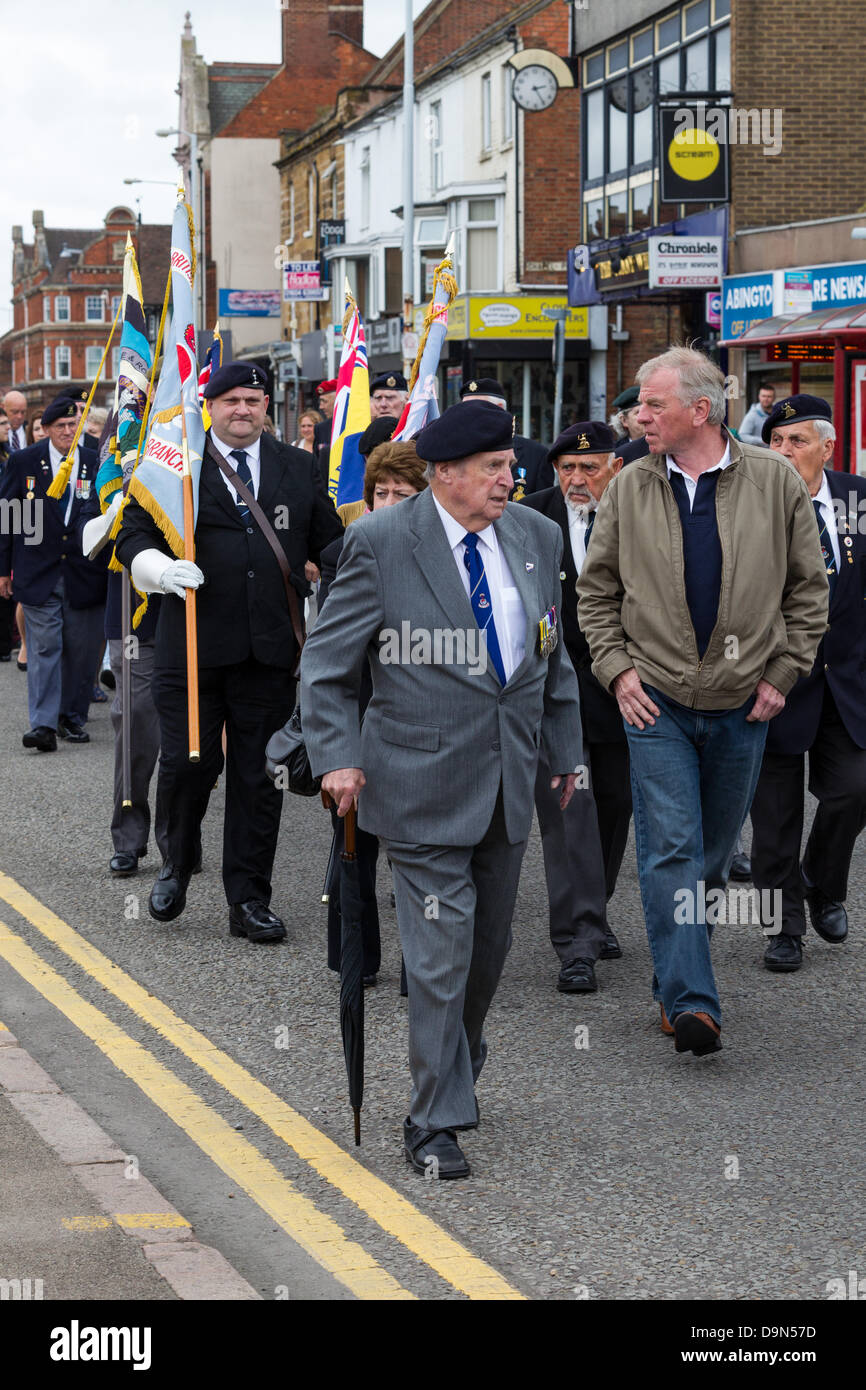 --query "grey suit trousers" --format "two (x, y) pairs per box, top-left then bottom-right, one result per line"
(22, 579), (105, 730)
(384, 789), (527, 1131)
(108, 638), (169, 860)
